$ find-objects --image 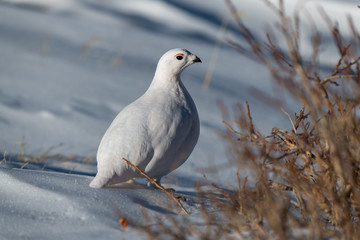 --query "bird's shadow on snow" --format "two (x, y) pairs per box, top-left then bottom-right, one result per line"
(105, 178), (199, 214)
(131, 196), (177, 215)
